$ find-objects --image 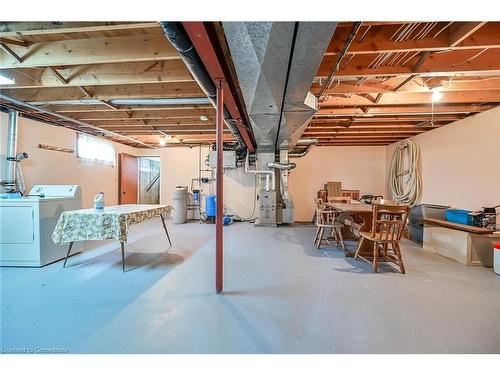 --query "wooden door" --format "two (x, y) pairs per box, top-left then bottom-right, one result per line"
(119, 153), (138, 204)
